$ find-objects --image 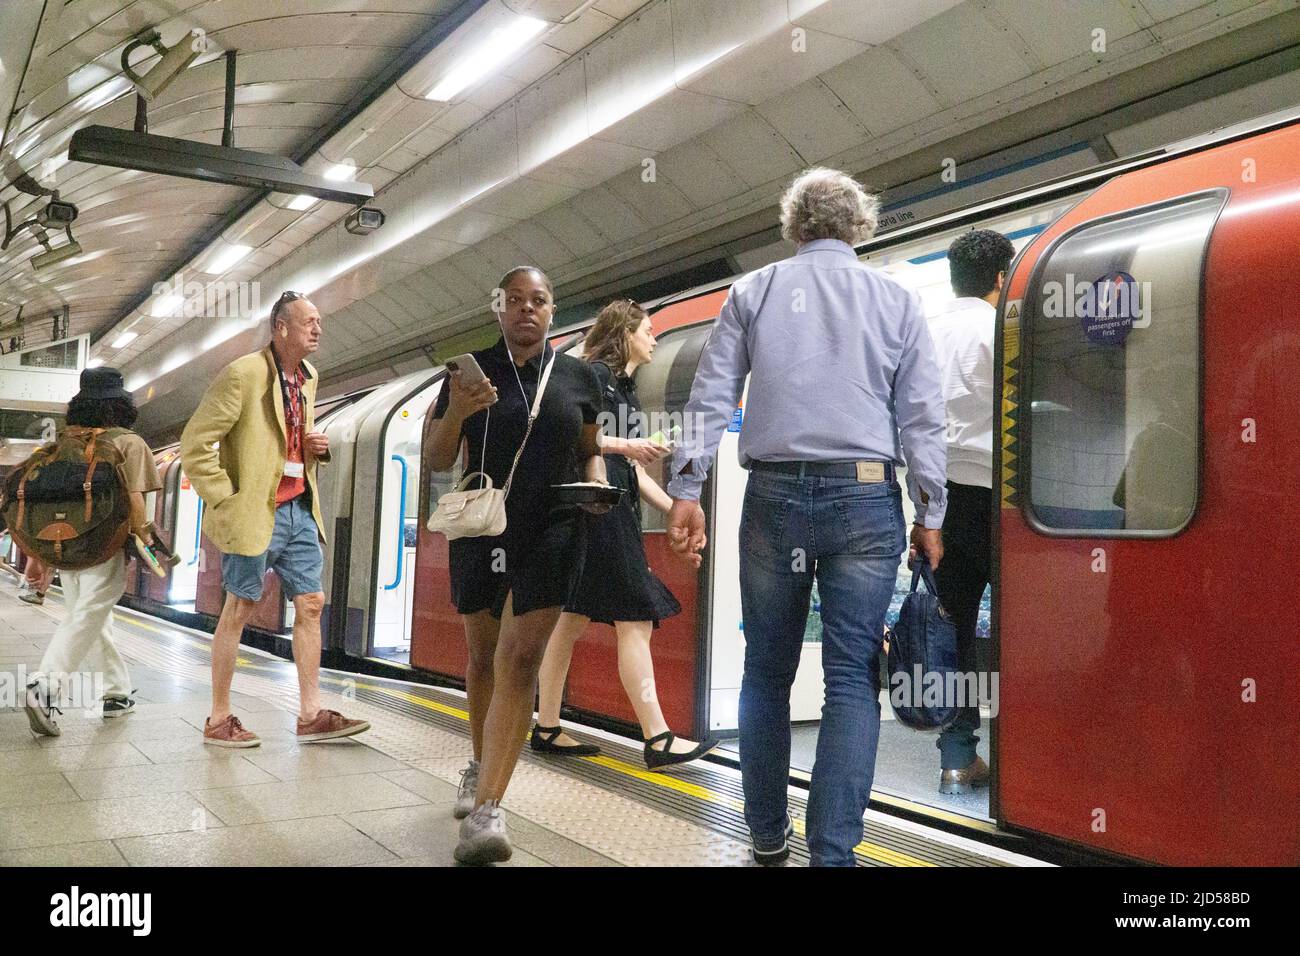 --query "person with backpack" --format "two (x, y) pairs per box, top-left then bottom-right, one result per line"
(20, 368), (162, 735)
